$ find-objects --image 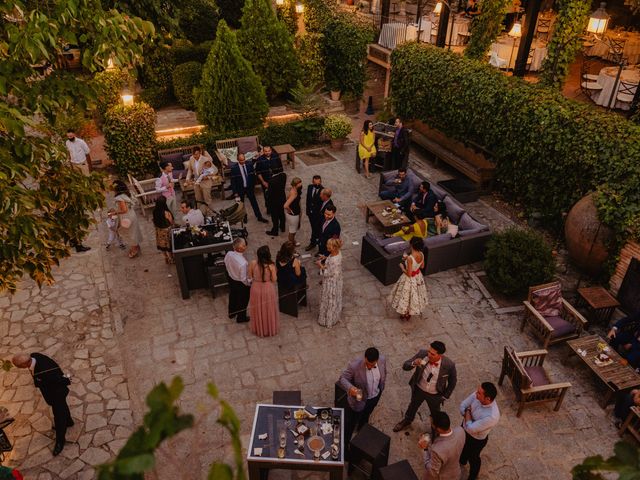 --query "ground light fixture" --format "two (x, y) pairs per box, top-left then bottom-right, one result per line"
(295, 2), (304, 13)
(121, 92), (134, 106)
